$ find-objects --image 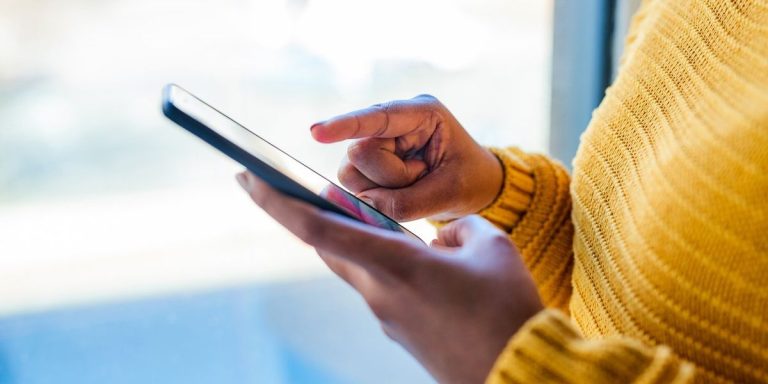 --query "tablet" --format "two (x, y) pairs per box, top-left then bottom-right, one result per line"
(162, 84), (421, 241)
